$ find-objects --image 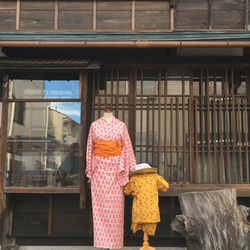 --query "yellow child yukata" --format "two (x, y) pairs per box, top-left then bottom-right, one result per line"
(124, 163), (169, 235)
